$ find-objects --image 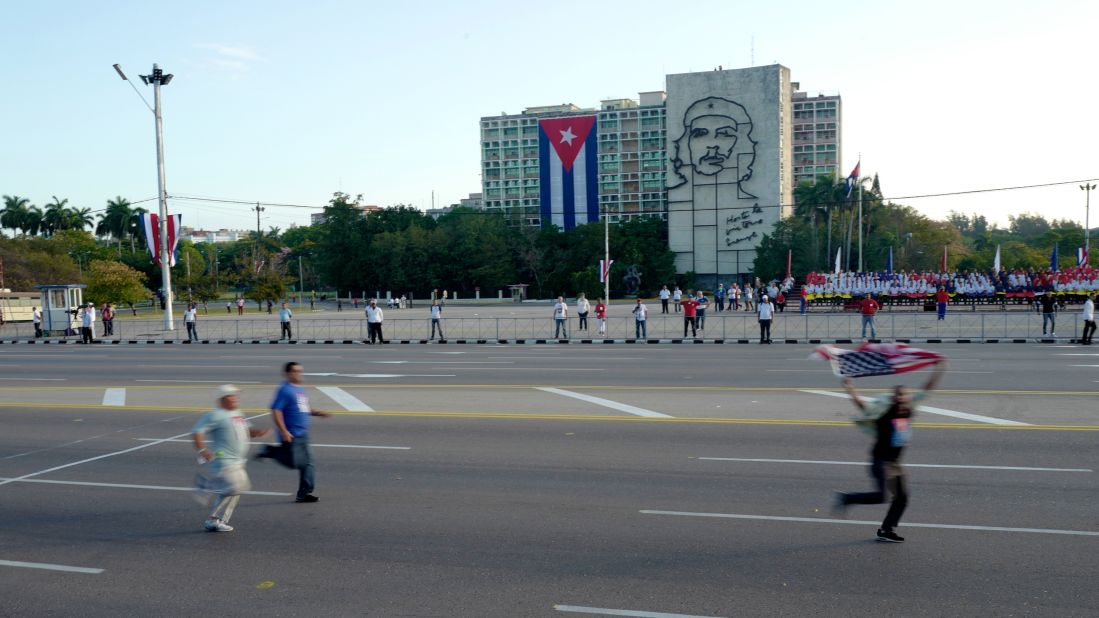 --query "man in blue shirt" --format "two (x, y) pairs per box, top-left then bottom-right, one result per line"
(257, 361), (331, 502)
